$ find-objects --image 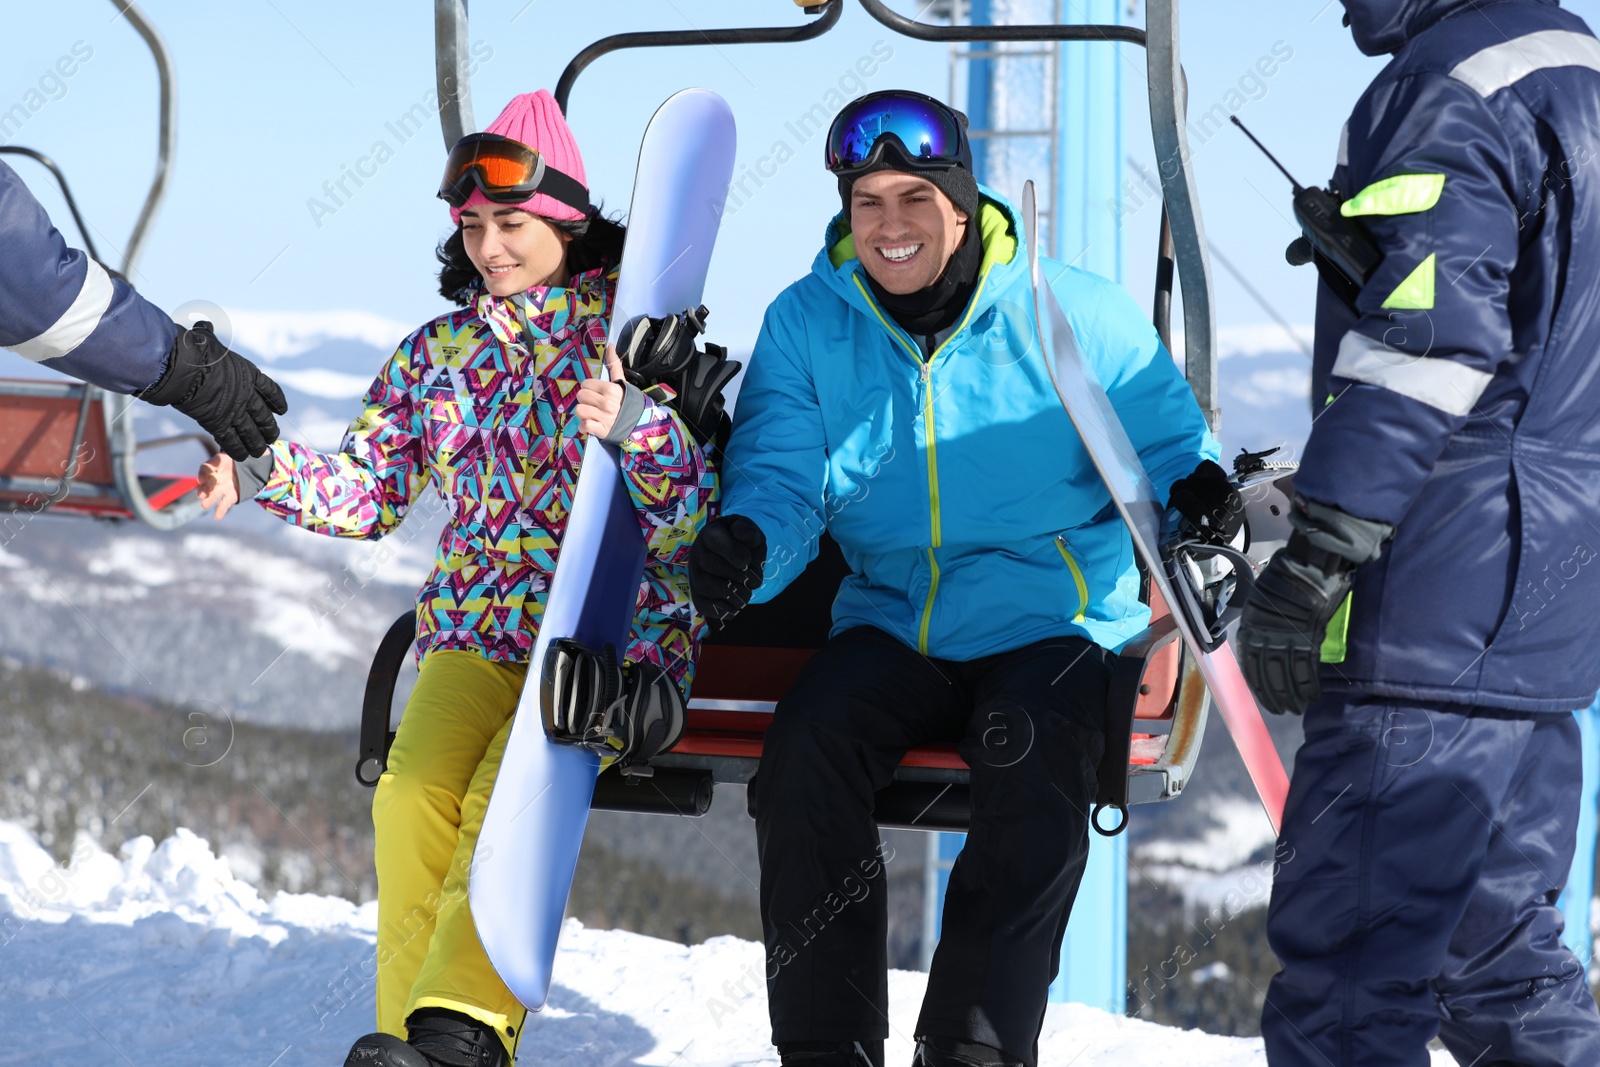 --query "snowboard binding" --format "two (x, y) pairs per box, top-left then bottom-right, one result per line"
(1161, 447), (1299, 652)
(540, 638), (687, 774)
(614, 305), (742, 445)
(1160, 535), (1255, 653)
